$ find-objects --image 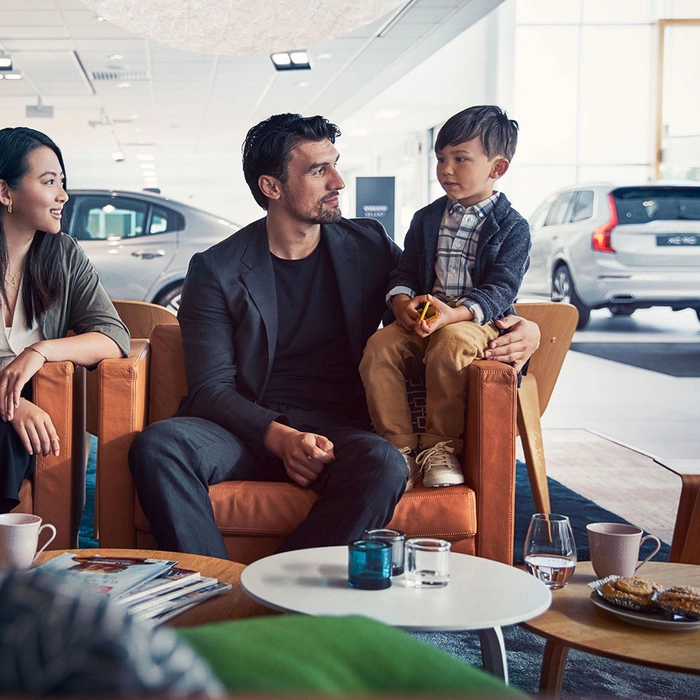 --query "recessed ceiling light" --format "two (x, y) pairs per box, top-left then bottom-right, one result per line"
(111, 151), (125, 162)
(137, 154), (154, 161)
(130, 113), (139, 120)
(117, 81), (131, 88)
(289, 51), (309, 65)
(270, 53), (291, 67)
(270, 50), (310, 71)
(96, 16), (107, 22)
(4, 73), (22, 80)
(109, 54), (123, 60)
(295, 81), (309, 88)
(0, 56), (12, 70)
(102, 204), (116, 213)
(316, 53), (332, 60)
(375, 108), (402, 120)
(140, 163), (156, 169)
